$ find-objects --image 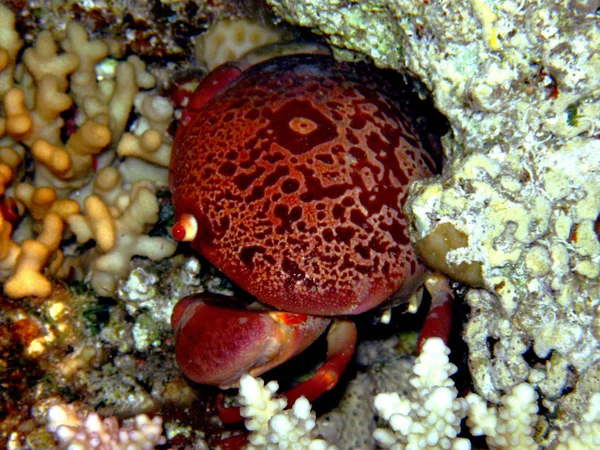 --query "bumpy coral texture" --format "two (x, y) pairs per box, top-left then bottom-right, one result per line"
(195, 18), (289, 71)
(268, 0), (600, 441)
